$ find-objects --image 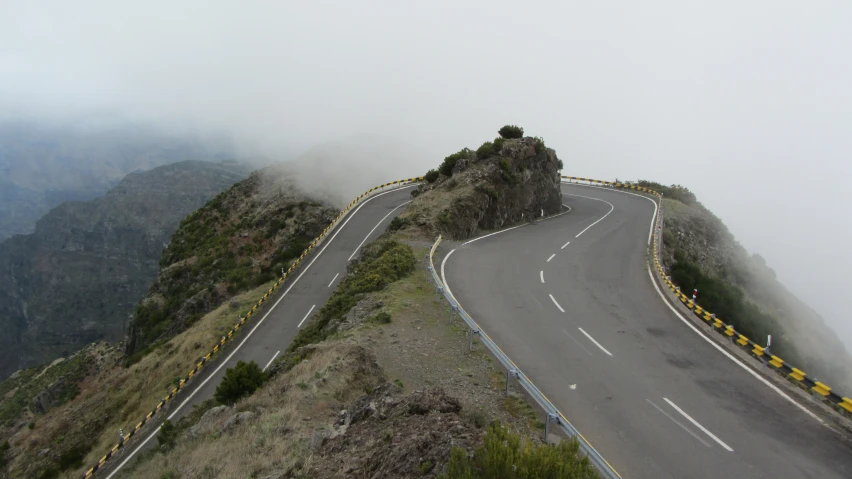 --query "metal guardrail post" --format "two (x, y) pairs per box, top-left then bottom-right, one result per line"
(506, 369), (518, 395)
